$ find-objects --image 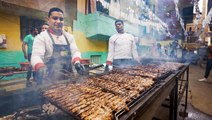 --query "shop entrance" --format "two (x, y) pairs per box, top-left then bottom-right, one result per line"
(20, 16), (45, 40)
